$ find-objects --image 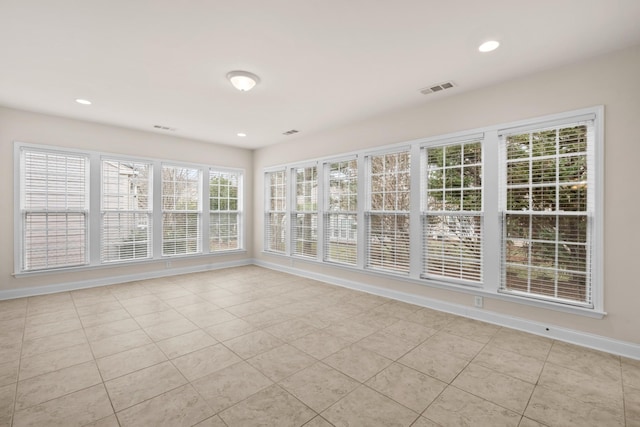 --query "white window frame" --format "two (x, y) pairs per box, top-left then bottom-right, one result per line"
(17, 146), (90, 272)
(261, 106), (604, 317)
(420, 135), (484, 286)
(208, 168), (243, 252)
(291, 163), (320, 259)
(323, 156), (359, 266)
(498, 113), (600, 309)
(364, 148), (412, 275)
(14, 142), (245, 276)
(264, 169), (288, 254)
(101, 158), (153, 263)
